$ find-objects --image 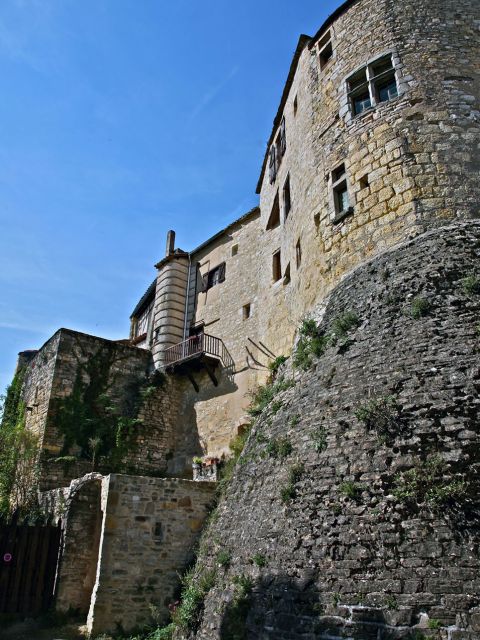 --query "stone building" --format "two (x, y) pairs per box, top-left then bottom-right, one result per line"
(3, 0), (480, 635)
